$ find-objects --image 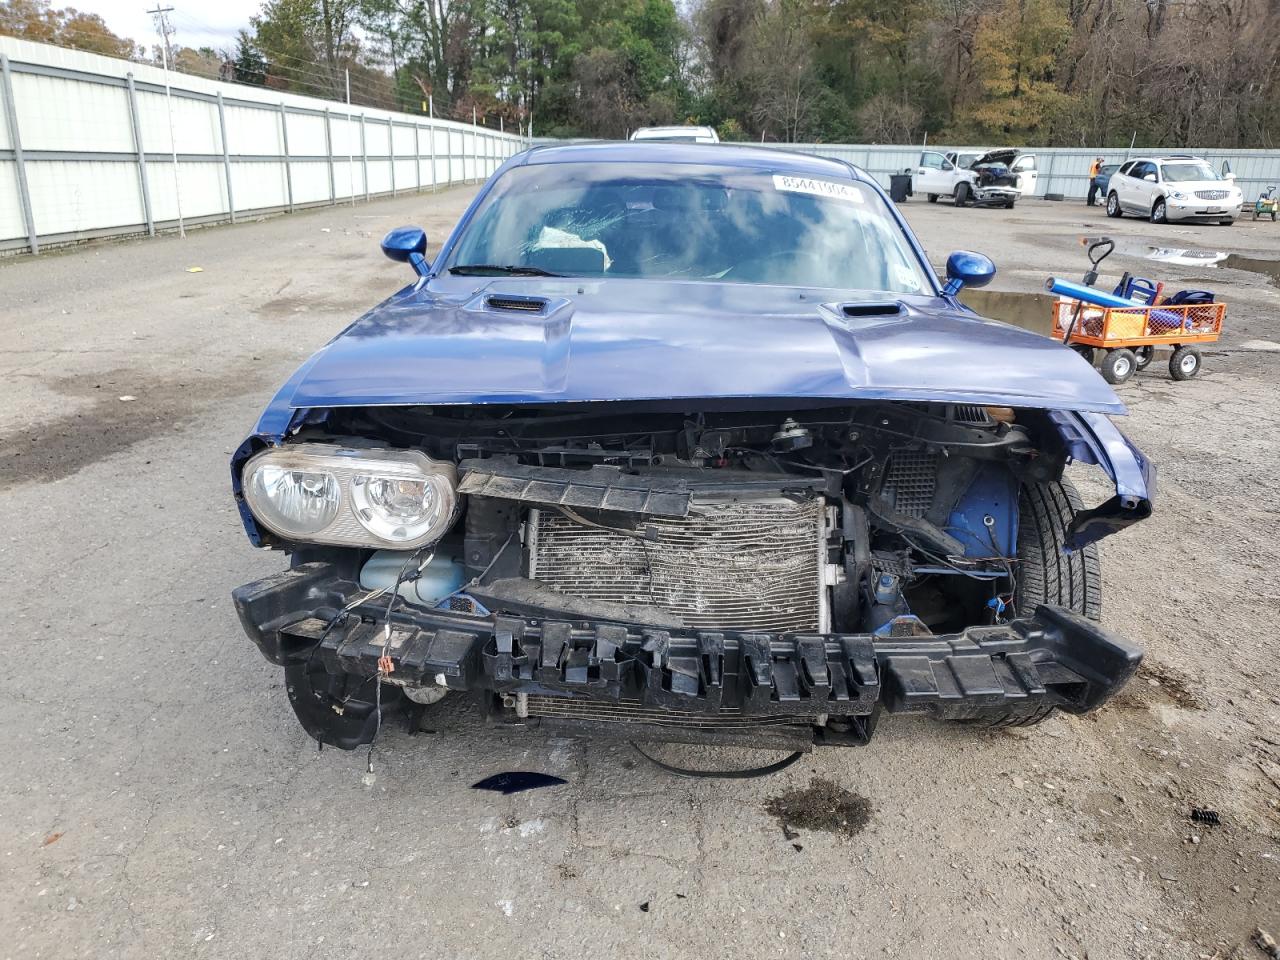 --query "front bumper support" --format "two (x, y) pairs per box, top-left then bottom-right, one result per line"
(234, 563), (1142, 746)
